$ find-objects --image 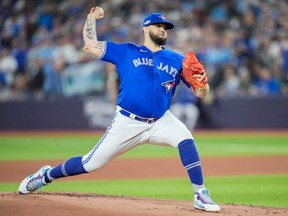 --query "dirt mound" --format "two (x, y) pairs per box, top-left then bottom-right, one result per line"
(1, 192), (287, 216)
